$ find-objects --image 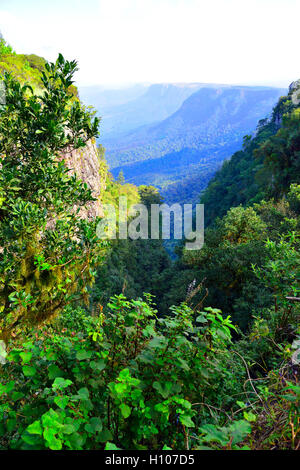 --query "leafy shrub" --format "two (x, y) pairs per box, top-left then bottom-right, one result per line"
(0, 54), (103, 341)
(0, 295), (241, 450)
